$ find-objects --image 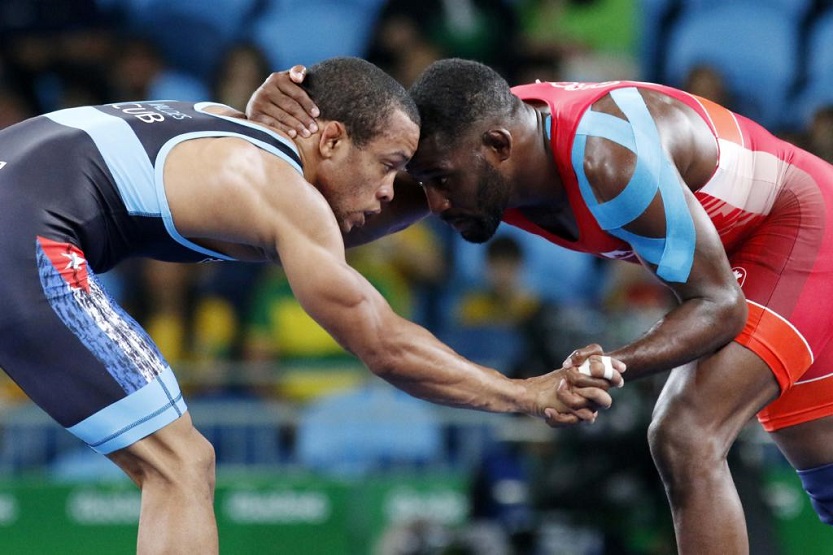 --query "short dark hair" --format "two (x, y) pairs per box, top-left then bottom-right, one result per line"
(409, 58), (520, 149)
(303, 57), (419, 147)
